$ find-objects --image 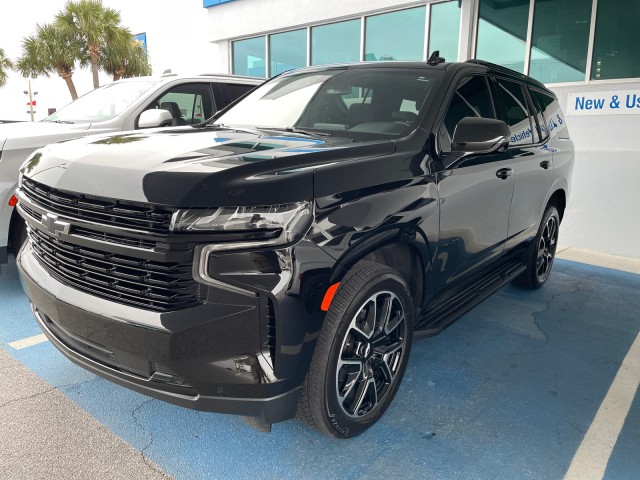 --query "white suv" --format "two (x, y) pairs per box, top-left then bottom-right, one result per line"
(0, 73), (261, 264)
